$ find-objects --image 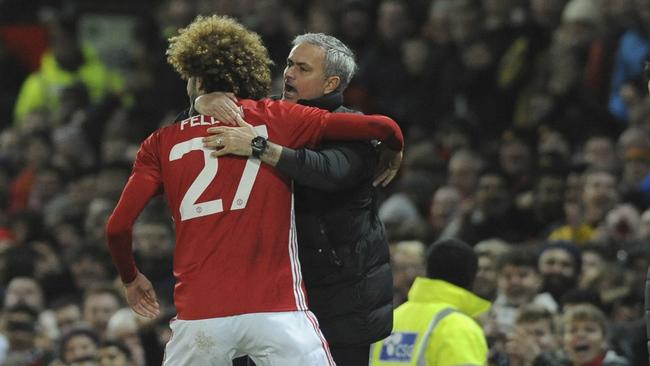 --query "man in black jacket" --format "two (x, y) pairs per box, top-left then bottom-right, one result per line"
(196, 33), (396, 366)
